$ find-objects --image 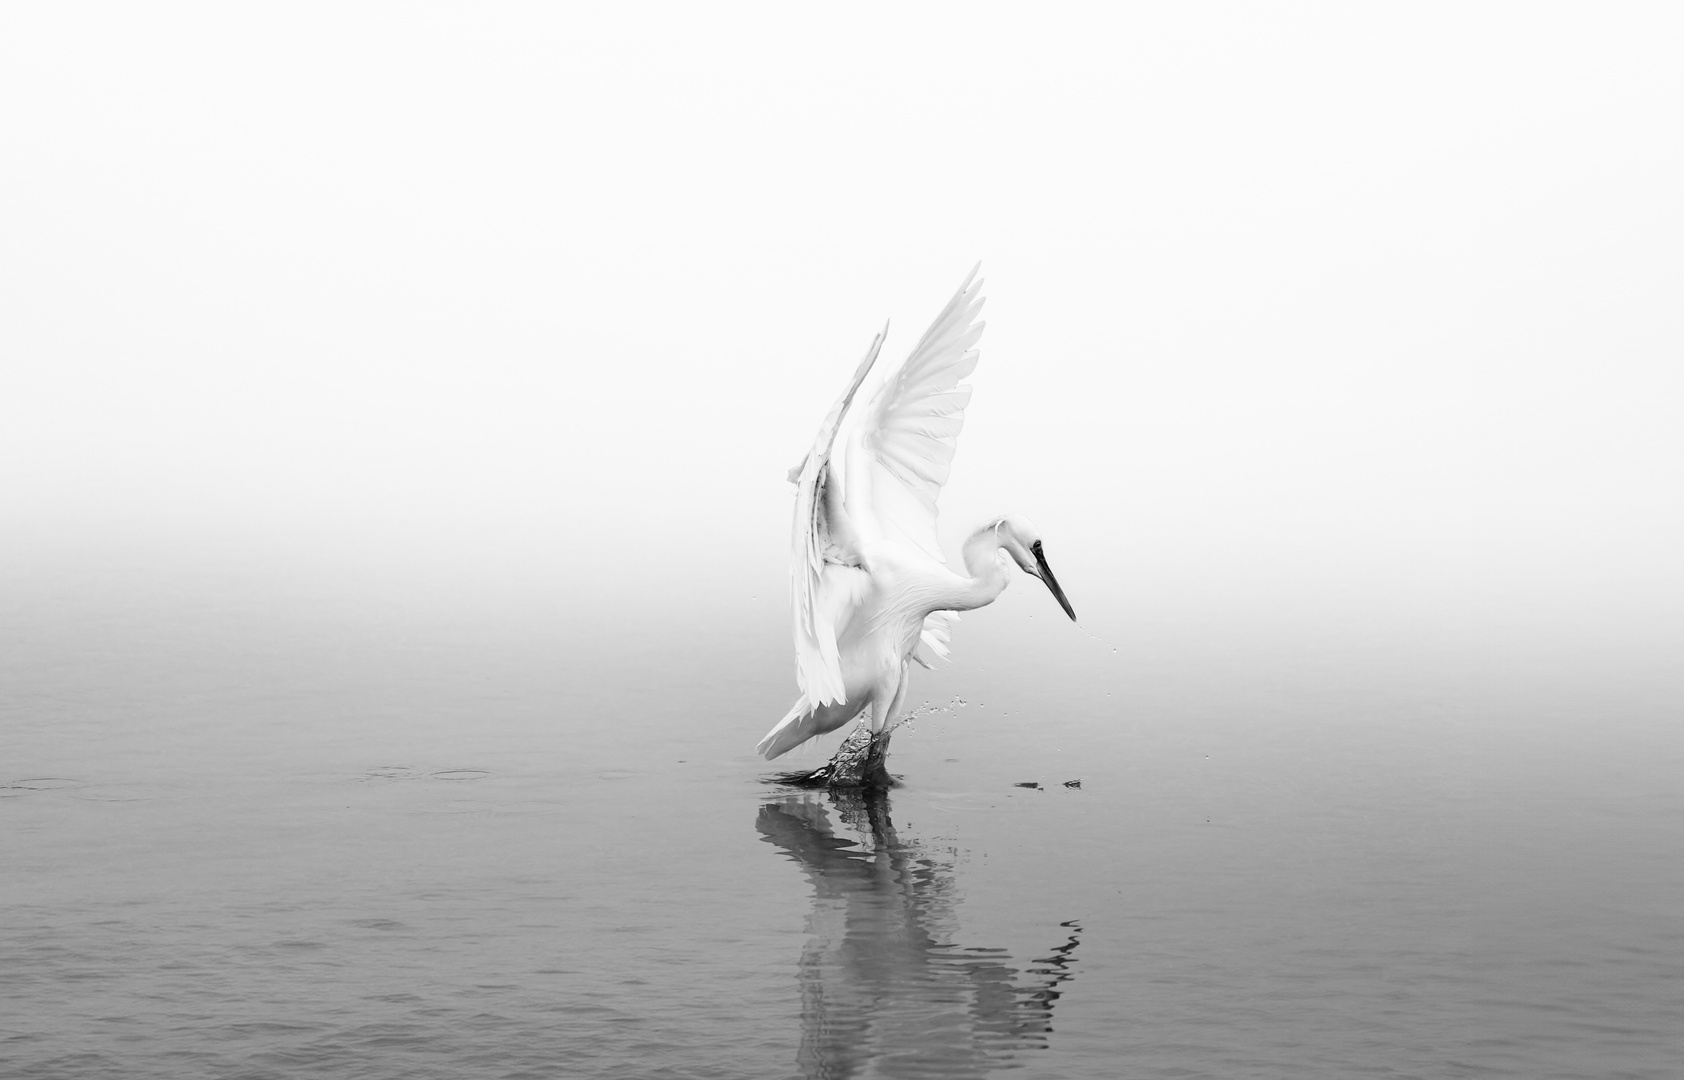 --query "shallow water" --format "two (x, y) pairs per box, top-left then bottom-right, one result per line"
(3, 564), (1680, 1078)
